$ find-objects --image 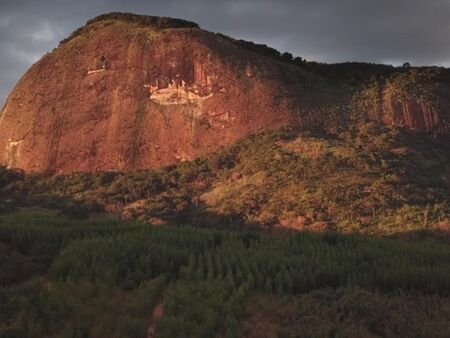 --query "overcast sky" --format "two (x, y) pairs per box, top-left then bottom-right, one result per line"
(1, 0), (450, 106)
